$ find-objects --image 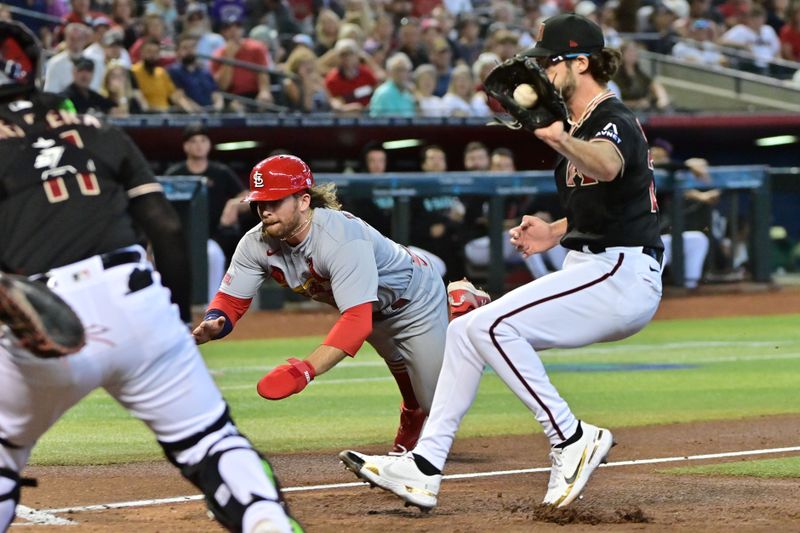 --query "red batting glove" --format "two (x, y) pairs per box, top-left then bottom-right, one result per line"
(257, 358), (316, 400)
